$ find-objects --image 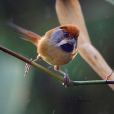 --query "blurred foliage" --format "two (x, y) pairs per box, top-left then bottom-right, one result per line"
(0, 0), (114, 114)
